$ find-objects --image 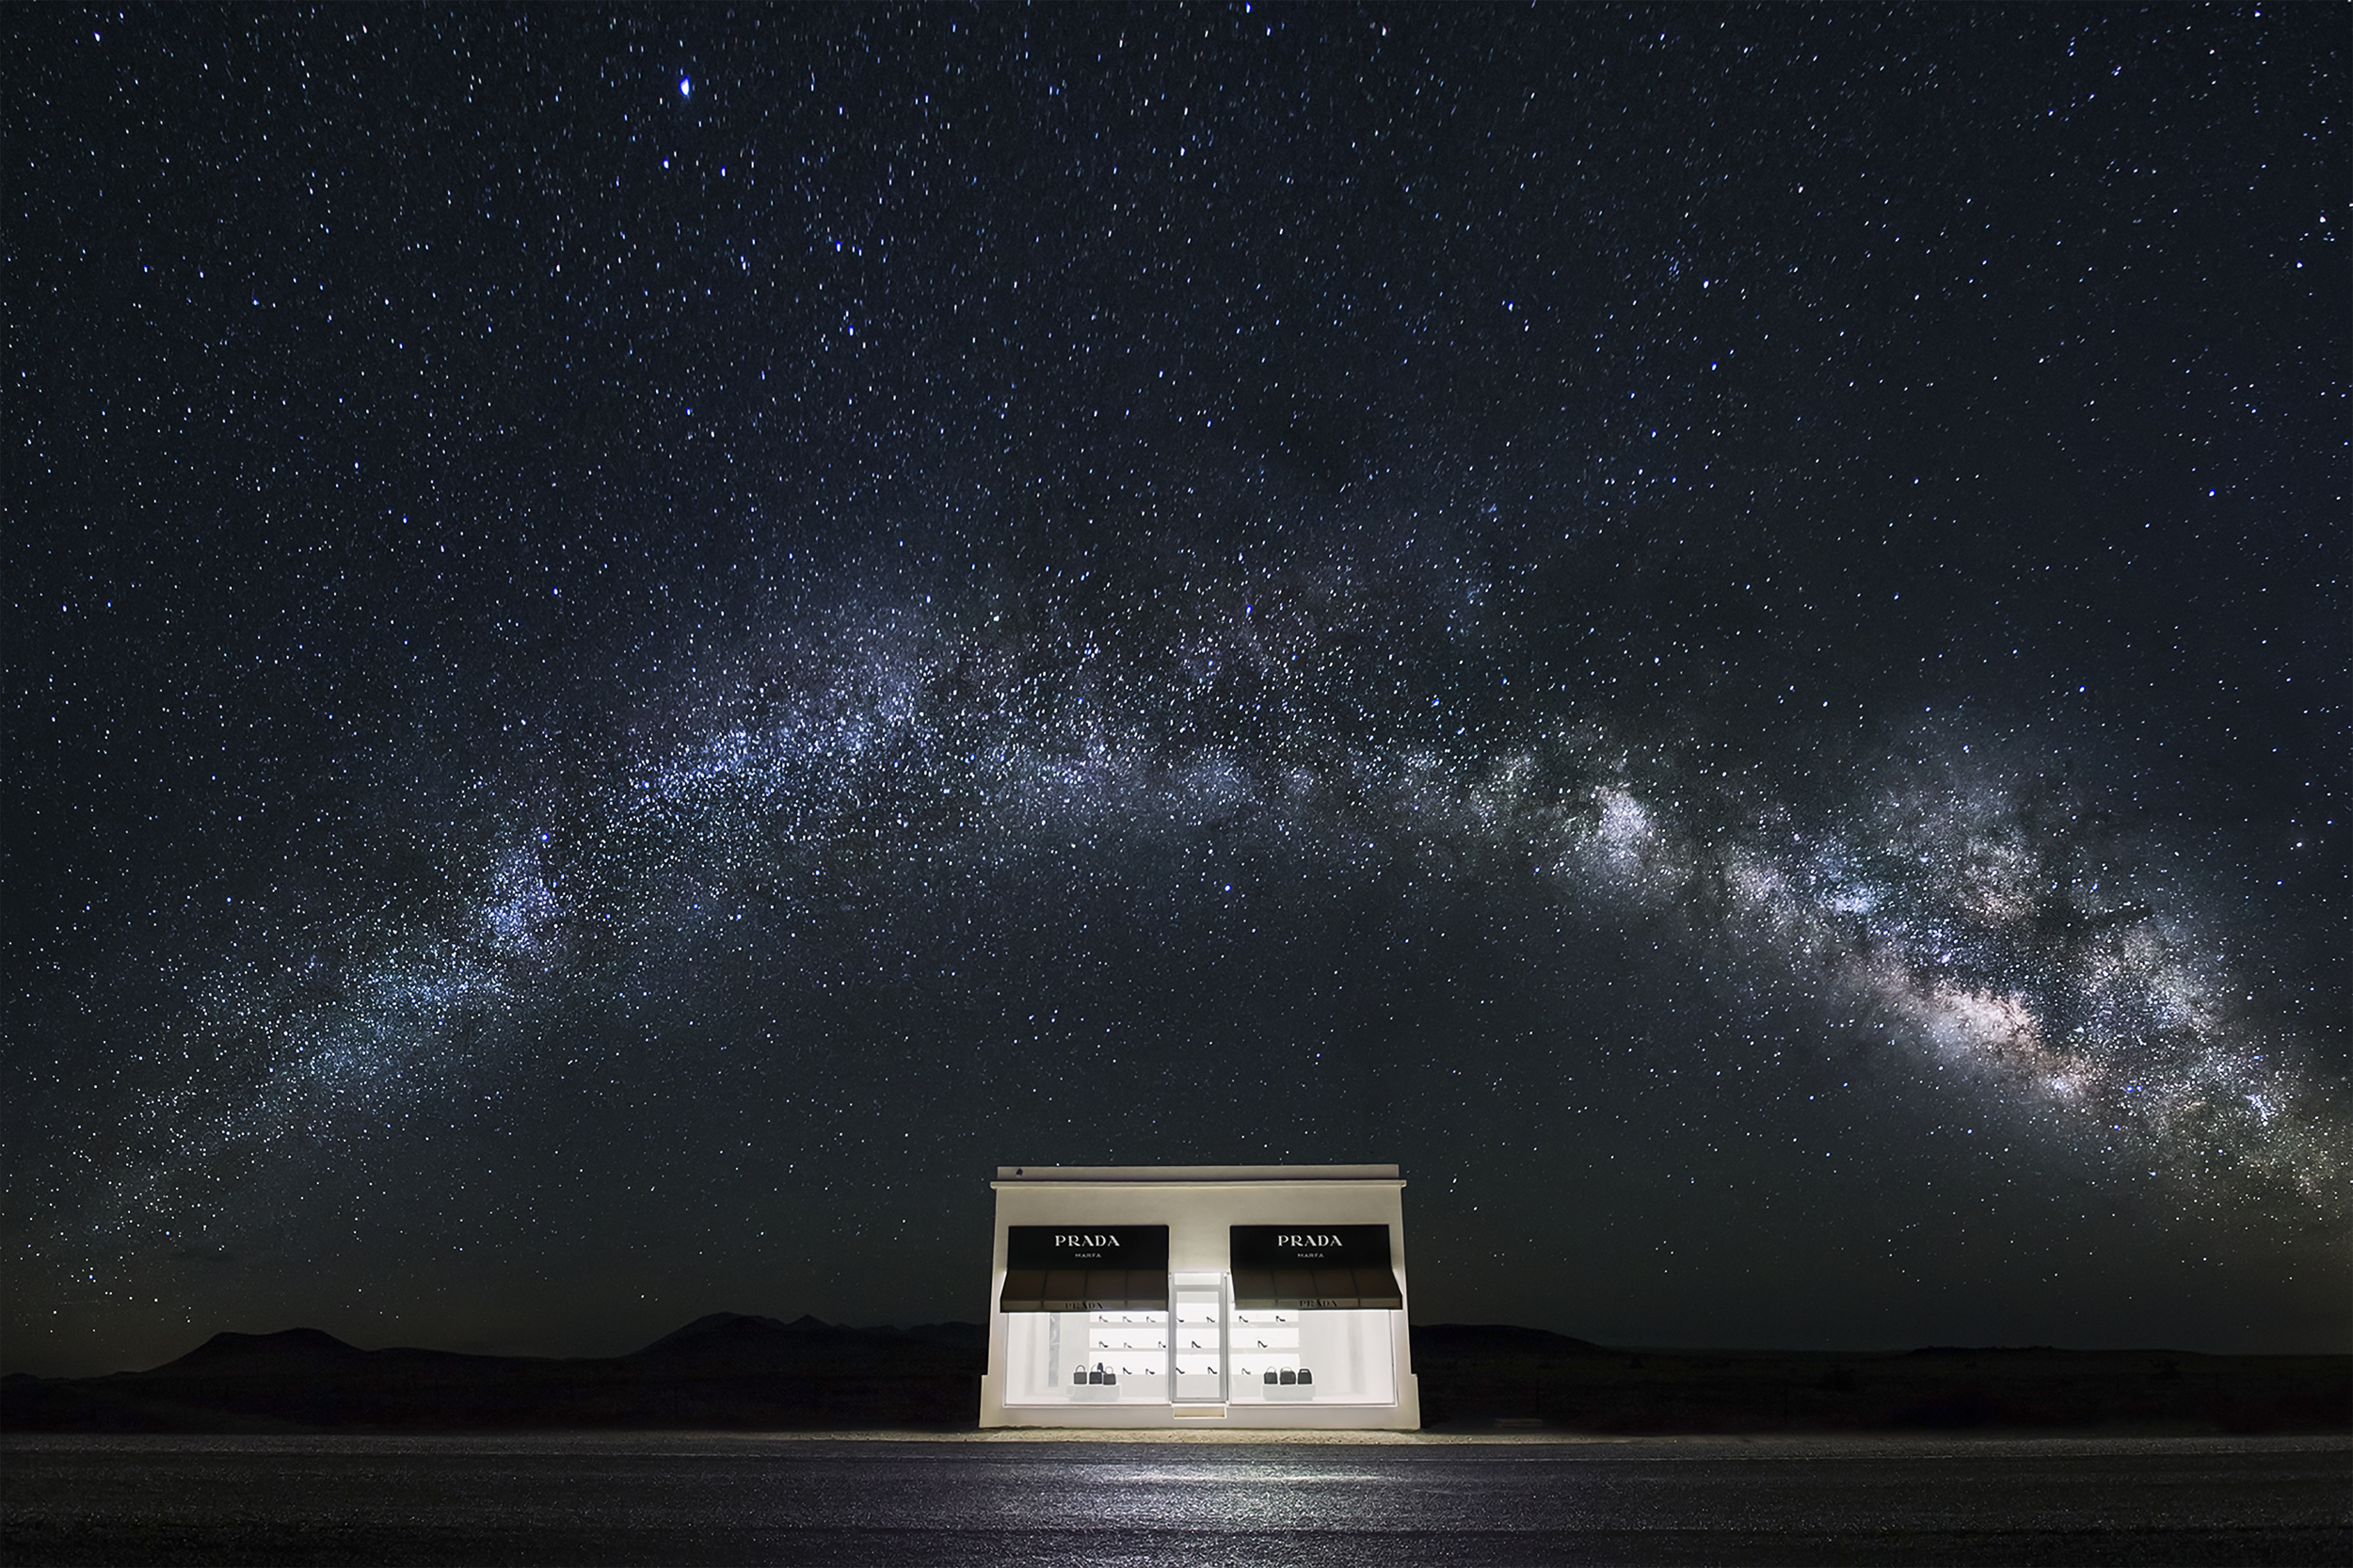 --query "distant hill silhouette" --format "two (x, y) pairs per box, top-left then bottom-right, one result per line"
(1409, 1333), (2350, 1433)
(632, 1311), (806, 1355)
(1411, 1323), (1609, 1358)
(152, 1327), (374, 1375)
(2, 1317), (2344, 1433)
(1, 1315), (991, 1432)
